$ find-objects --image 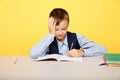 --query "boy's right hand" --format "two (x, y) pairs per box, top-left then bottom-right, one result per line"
(48, 17), (56, 36)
